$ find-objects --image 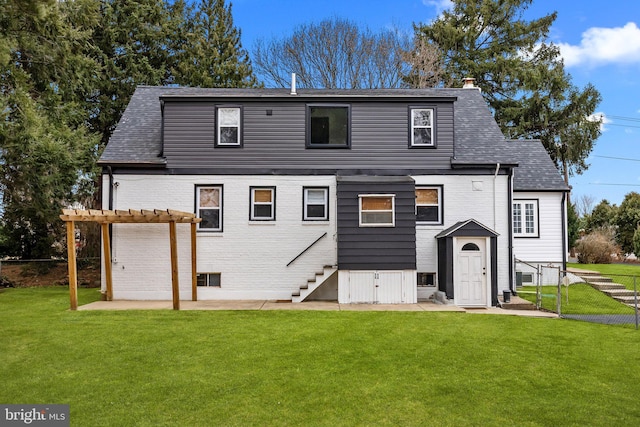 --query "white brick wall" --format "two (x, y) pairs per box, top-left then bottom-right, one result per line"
(102, 173), (512, 301)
